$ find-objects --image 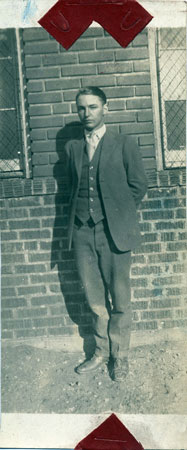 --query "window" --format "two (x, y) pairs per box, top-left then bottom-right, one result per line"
(0, 29), (31, 177)
(149, 28), (186, 170)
